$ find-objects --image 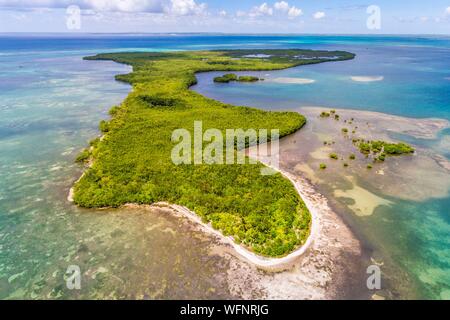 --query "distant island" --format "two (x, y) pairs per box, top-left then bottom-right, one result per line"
(73, 49), (355, 258)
